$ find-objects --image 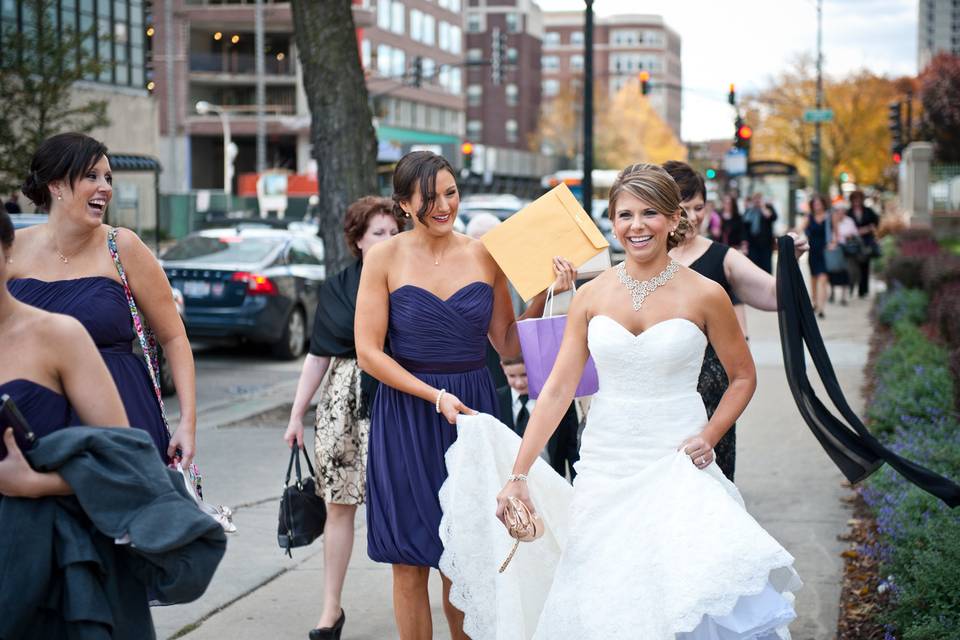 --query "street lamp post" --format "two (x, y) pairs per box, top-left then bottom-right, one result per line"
(582, 0), (594, 212)
(195, 100), (236, 211)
